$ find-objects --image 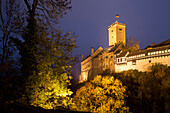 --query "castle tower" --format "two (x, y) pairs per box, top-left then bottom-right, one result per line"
(108, 15), (126, 46)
